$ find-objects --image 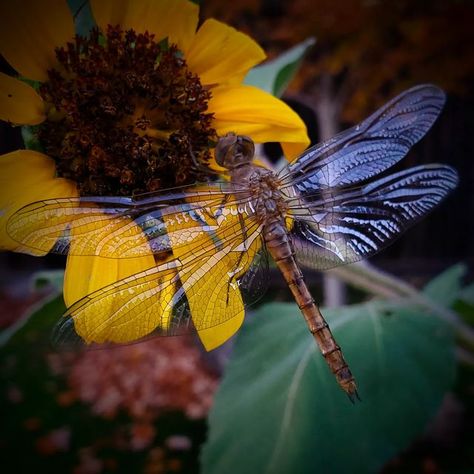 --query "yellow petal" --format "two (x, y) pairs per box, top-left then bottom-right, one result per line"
(0, 73), (46, 125)
(197, 315), (245, 351)
(164, 194), (262, 350)
(0, 150), (77, 253)
(0, 0), (75, 81)
(180, 247), (247, 351)
(64, 217), (176, 343)
(91, 0), (199, 52)
(186, 19), (265, 86)
(281, 142), (307, 162)
(66, 255), (177, 344)
(64, 218), (156, 306)
(210, 85), (310, 160)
